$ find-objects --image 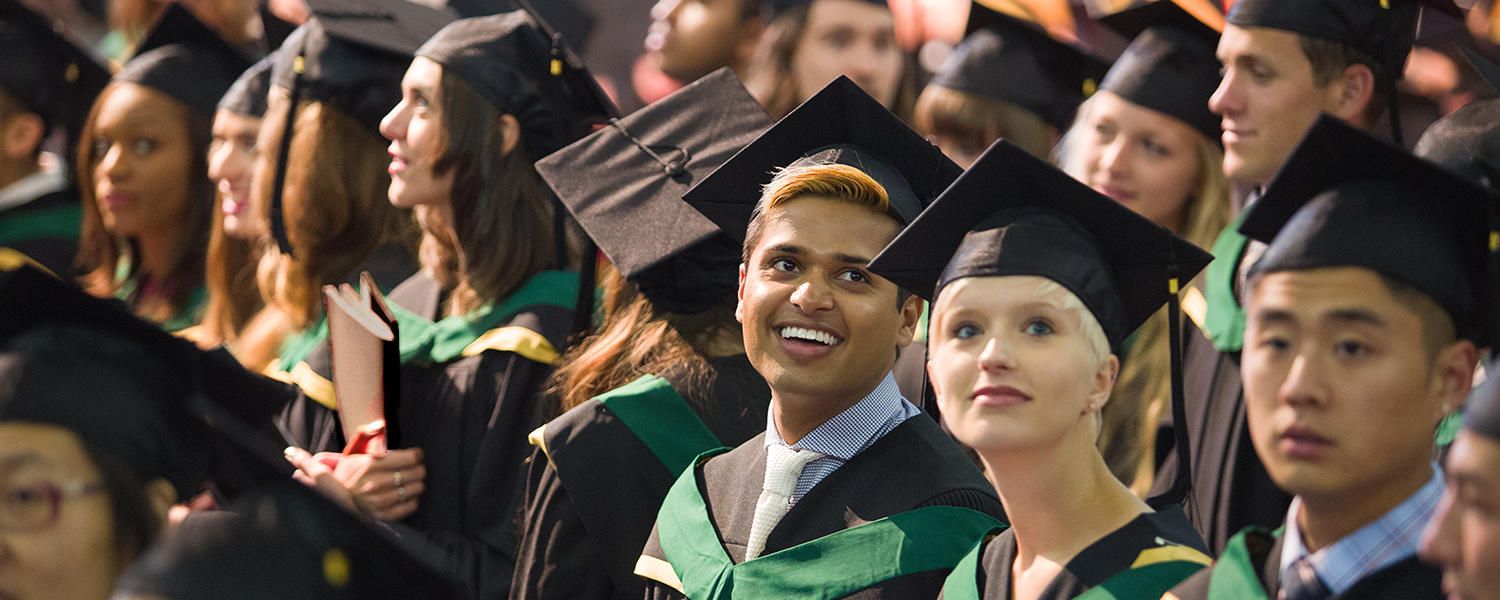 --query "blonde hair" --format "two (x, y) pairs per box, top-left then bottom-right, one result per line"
(742, 162), (895, 262)
(1054, 93), (1232, 491)
(913, 85), (1056, 160)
